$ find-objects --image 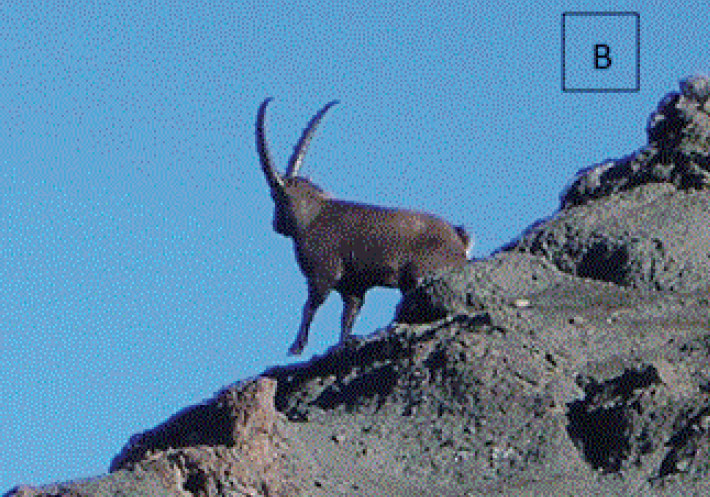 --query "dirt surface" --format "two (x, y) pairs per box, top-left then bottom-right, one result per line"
(11, 260), (710, 496)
